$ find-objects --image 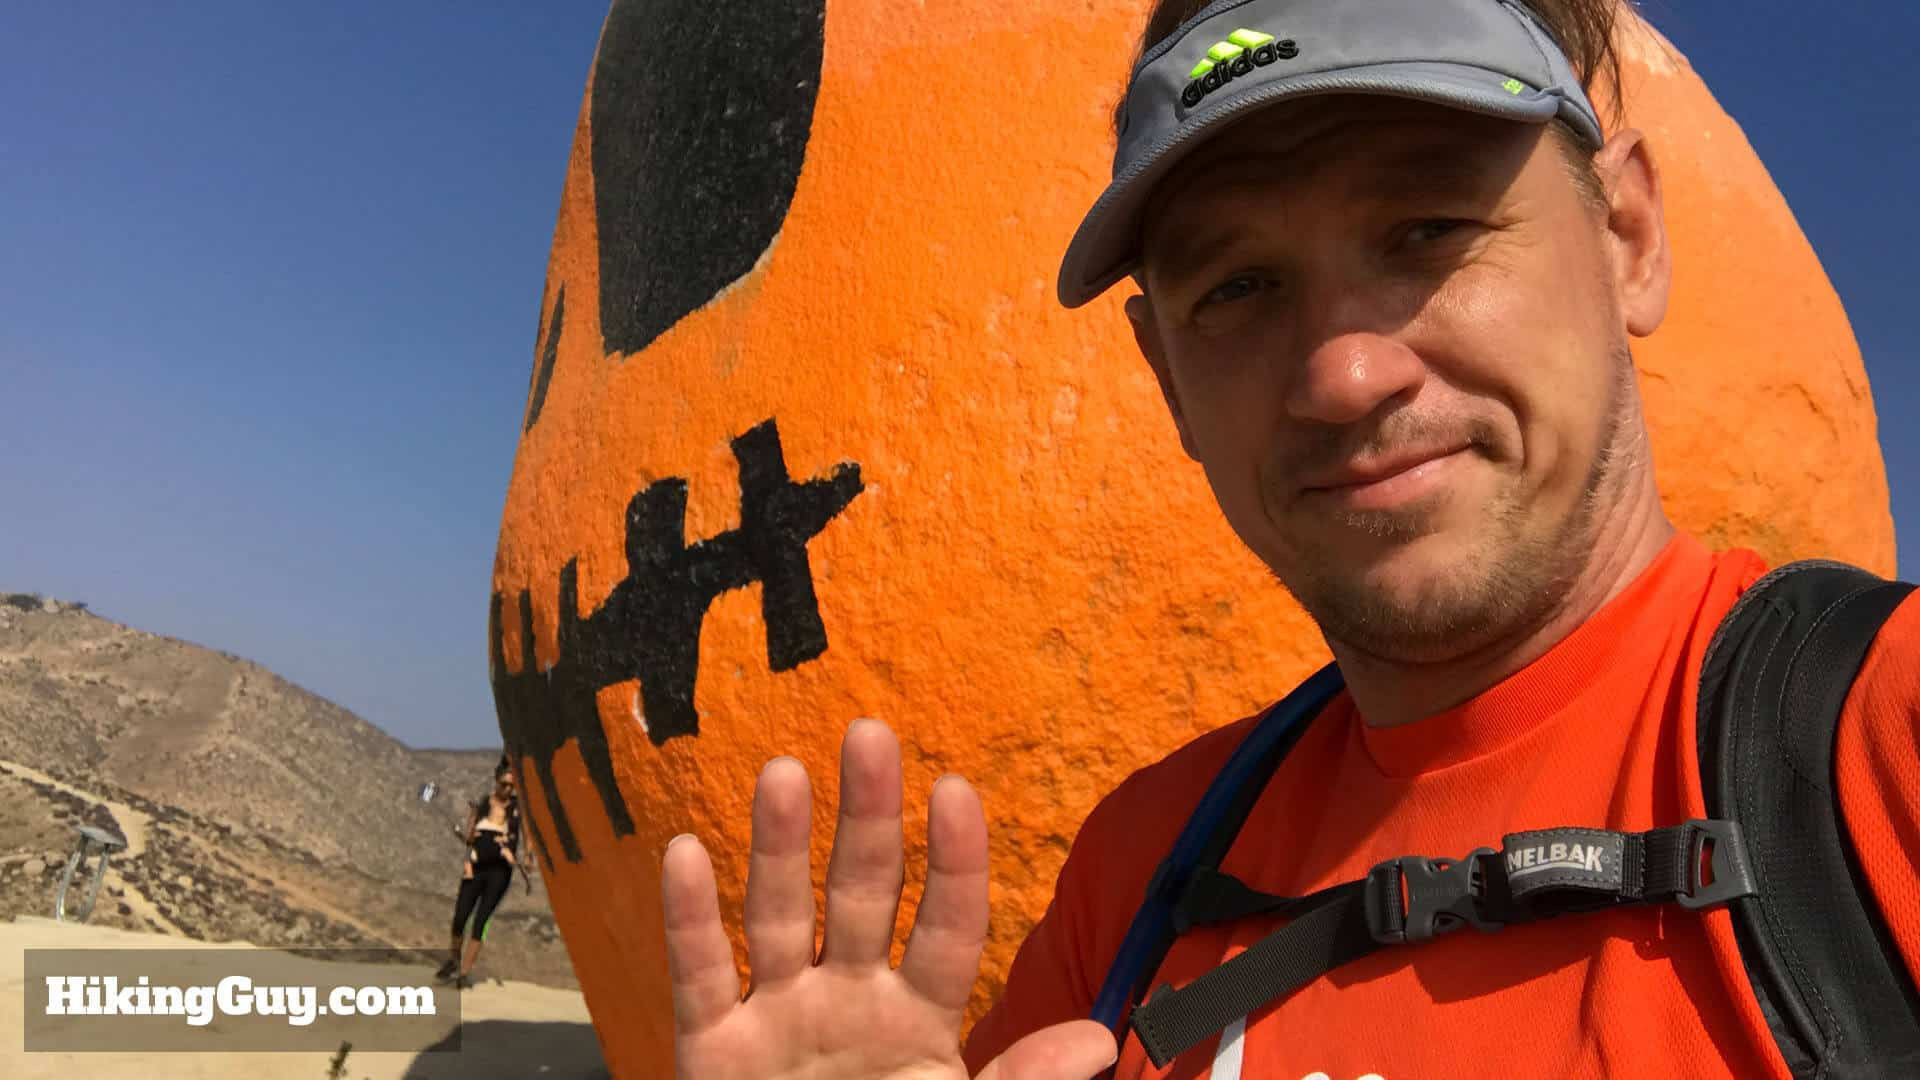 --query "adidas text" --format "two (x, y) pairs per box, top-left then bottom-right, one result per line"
(1181, 29), (1299, 108)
